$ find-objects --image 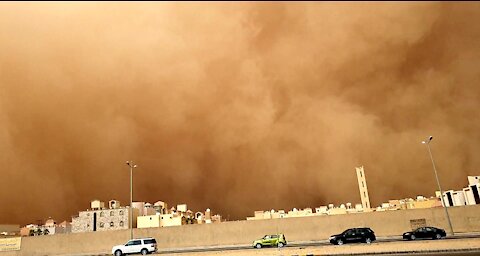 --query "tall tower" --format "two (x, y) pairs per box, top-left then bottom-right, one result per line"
(355, 166), (371, 210)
